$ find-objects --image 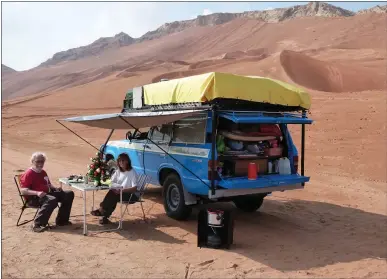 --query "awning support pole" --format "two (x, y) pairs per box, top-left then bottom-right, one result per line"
(118, 116), (211, 189)
(56, 120), (100, 152)
(211, 107), (218, 195)
(301, 110), (306, 186)
(102, 129), (115, 154)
